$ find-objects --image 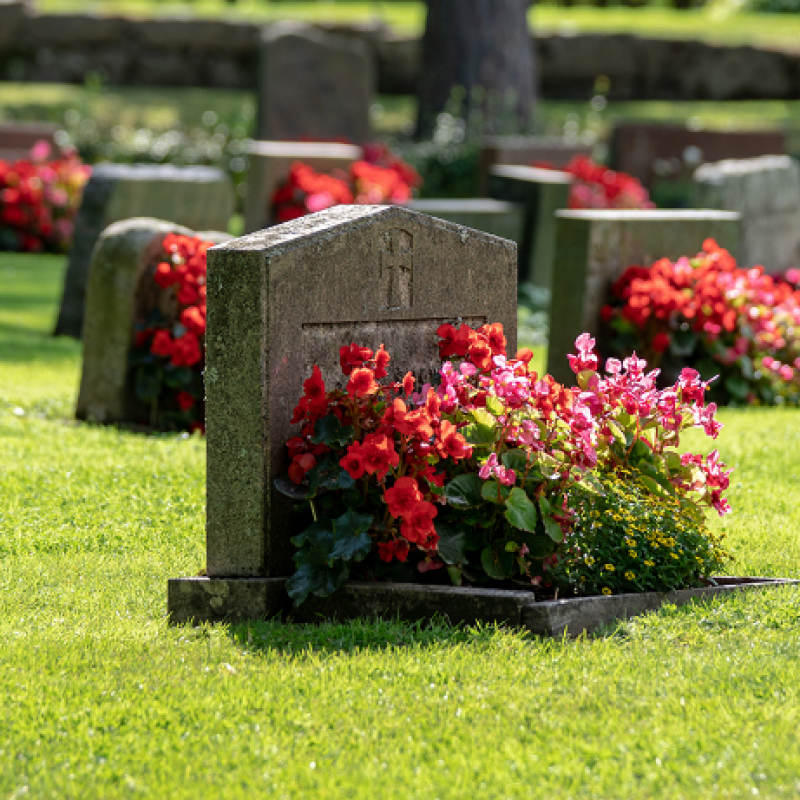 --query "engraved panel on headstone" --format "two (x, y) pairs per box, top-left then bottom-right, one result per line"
(380, 228), (414, 310)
